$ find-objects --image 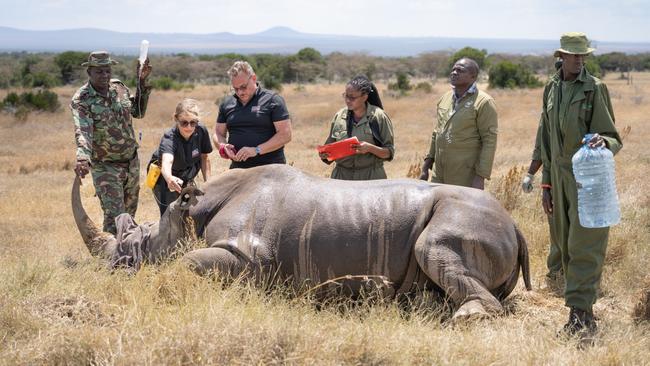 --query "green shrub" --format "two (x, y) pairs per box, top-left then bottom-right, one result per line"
(585, 59), (602, 78)
(388, 72), (412, 94)
(151, 76), (174, 90)
(26, 89), (60, 111)
(29, 72), (60, 88)
(414, 81), (433, 93)
(259, 74), (282, 91)
(488, 61), (542, 89)
(150, 76), (193, 91)
(2, 92), (20, 107)
(2, 89), (60, 113)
